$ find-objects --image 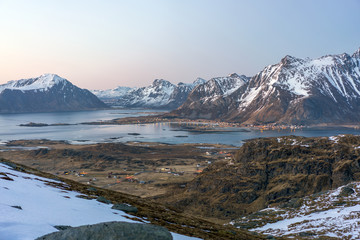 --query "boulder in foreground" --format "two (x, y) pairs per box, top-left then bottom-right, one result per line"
(36, 221), (173, 240)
